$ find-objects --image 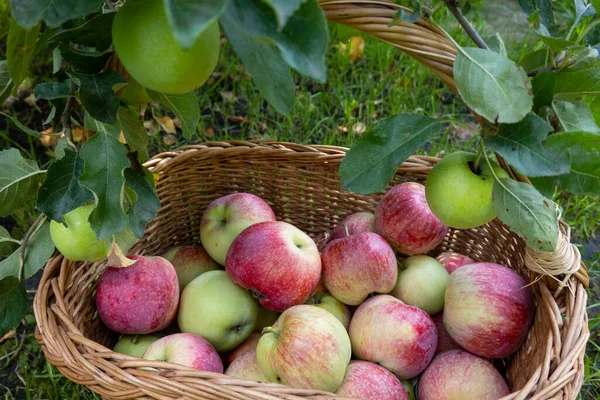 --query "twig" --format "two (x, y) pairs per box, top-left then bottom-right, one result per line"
(18, 215), (46, 282)
(442, 0), (488, 49)
(527, 66), (554, 77)
(61, 81), (77, 144)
